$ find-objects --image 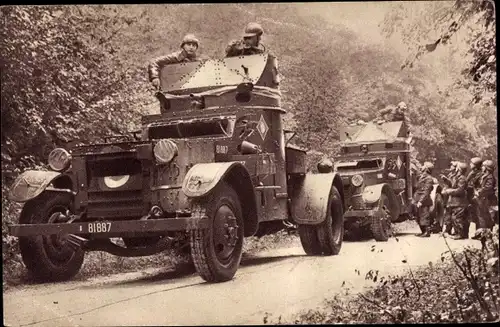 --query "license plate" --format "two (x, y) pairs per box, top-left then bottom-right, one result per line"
(86, 222), (112, 233)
